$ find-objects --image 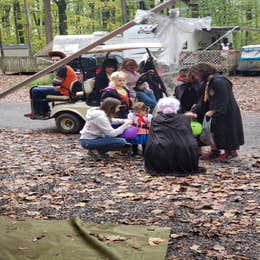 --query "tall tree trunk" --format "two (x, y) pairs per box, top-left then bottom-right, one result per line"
(2, 5), (11, 28)
(101, 0), (110, 29)
(89, 3), (95, 32)
(24, 0), (33, 56)
(0, 27), (4, 57)
(54, 0), (68, 35)
(13, 0), (25, 43)
(43, 0), (53, 43)
(121, 0), (128, 24)
(139, 0), (146, 10)
(188, 0), (198, 18)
